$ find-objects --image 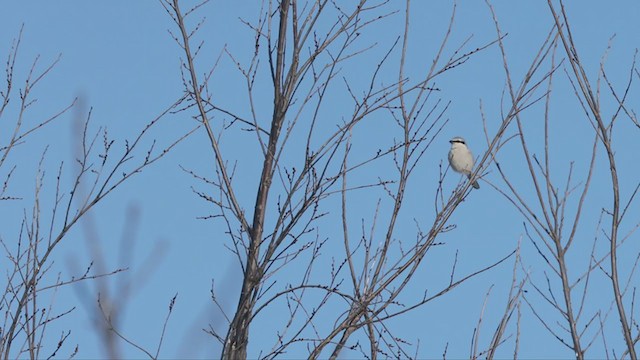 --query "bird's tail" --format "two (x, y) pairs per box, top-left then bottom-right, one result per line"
(467, 174), (480, 189)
